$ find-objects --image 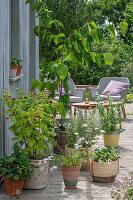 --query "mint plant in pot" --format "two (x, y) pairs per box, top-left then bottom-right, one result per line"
(2, 89), (59, 189)
(97, 96), (123, 146)
(0, 145), (33, 198)
(55, 147), (83, 189)
(89, 146), (121, 183)
(65, 110), (101, 170)
(10, 57), (18, 78)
